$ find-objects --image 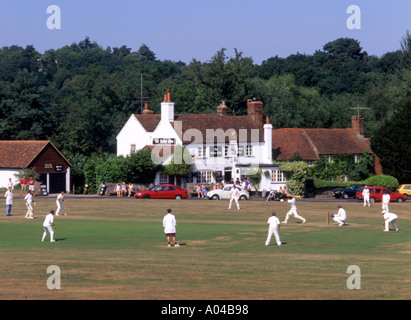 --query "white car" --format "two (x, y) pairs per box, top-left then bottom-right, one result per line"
(207, 184), (250, 201)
